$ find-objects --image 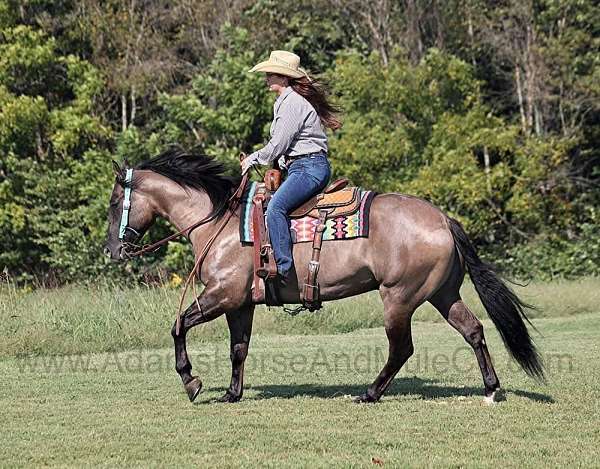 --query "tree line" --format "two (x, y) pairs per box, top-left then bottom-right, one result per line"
(0, 0), (598, 283)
